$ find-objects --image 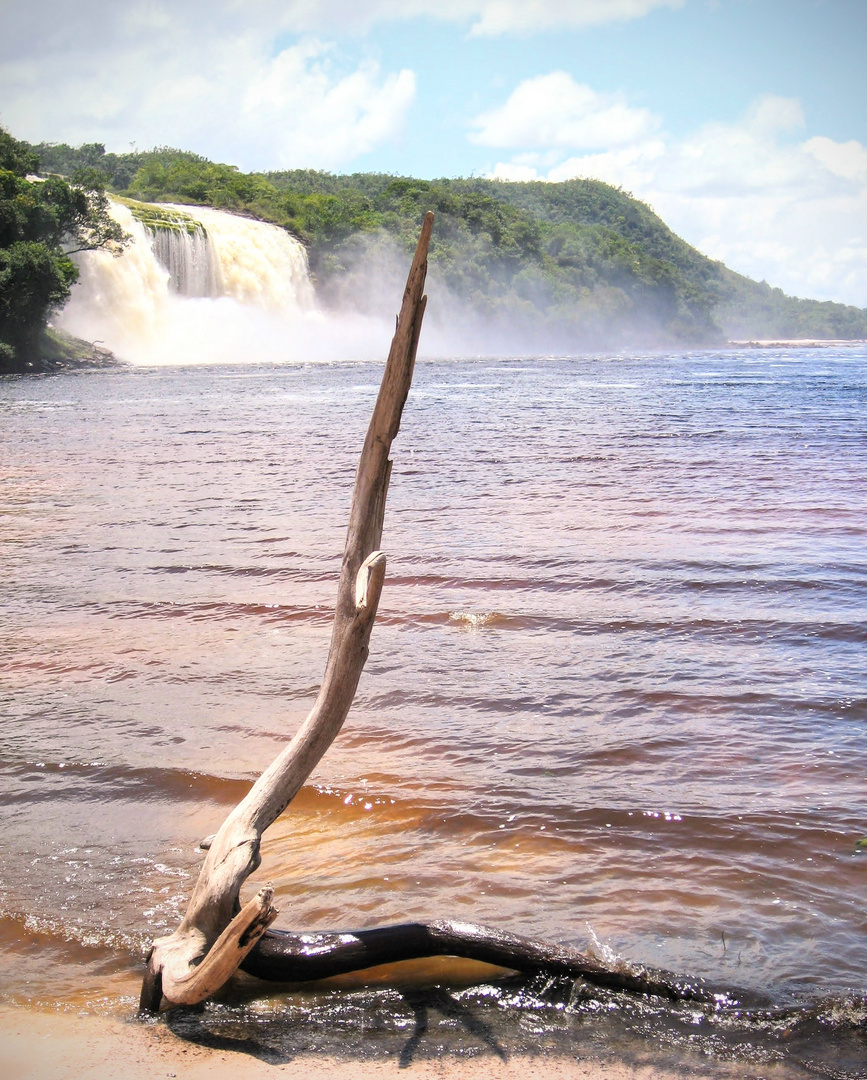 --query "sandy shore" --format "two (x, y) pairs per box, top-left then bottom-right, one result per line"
(0, 1004), (806, 1080)
(0, 1006), (658, 1080)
